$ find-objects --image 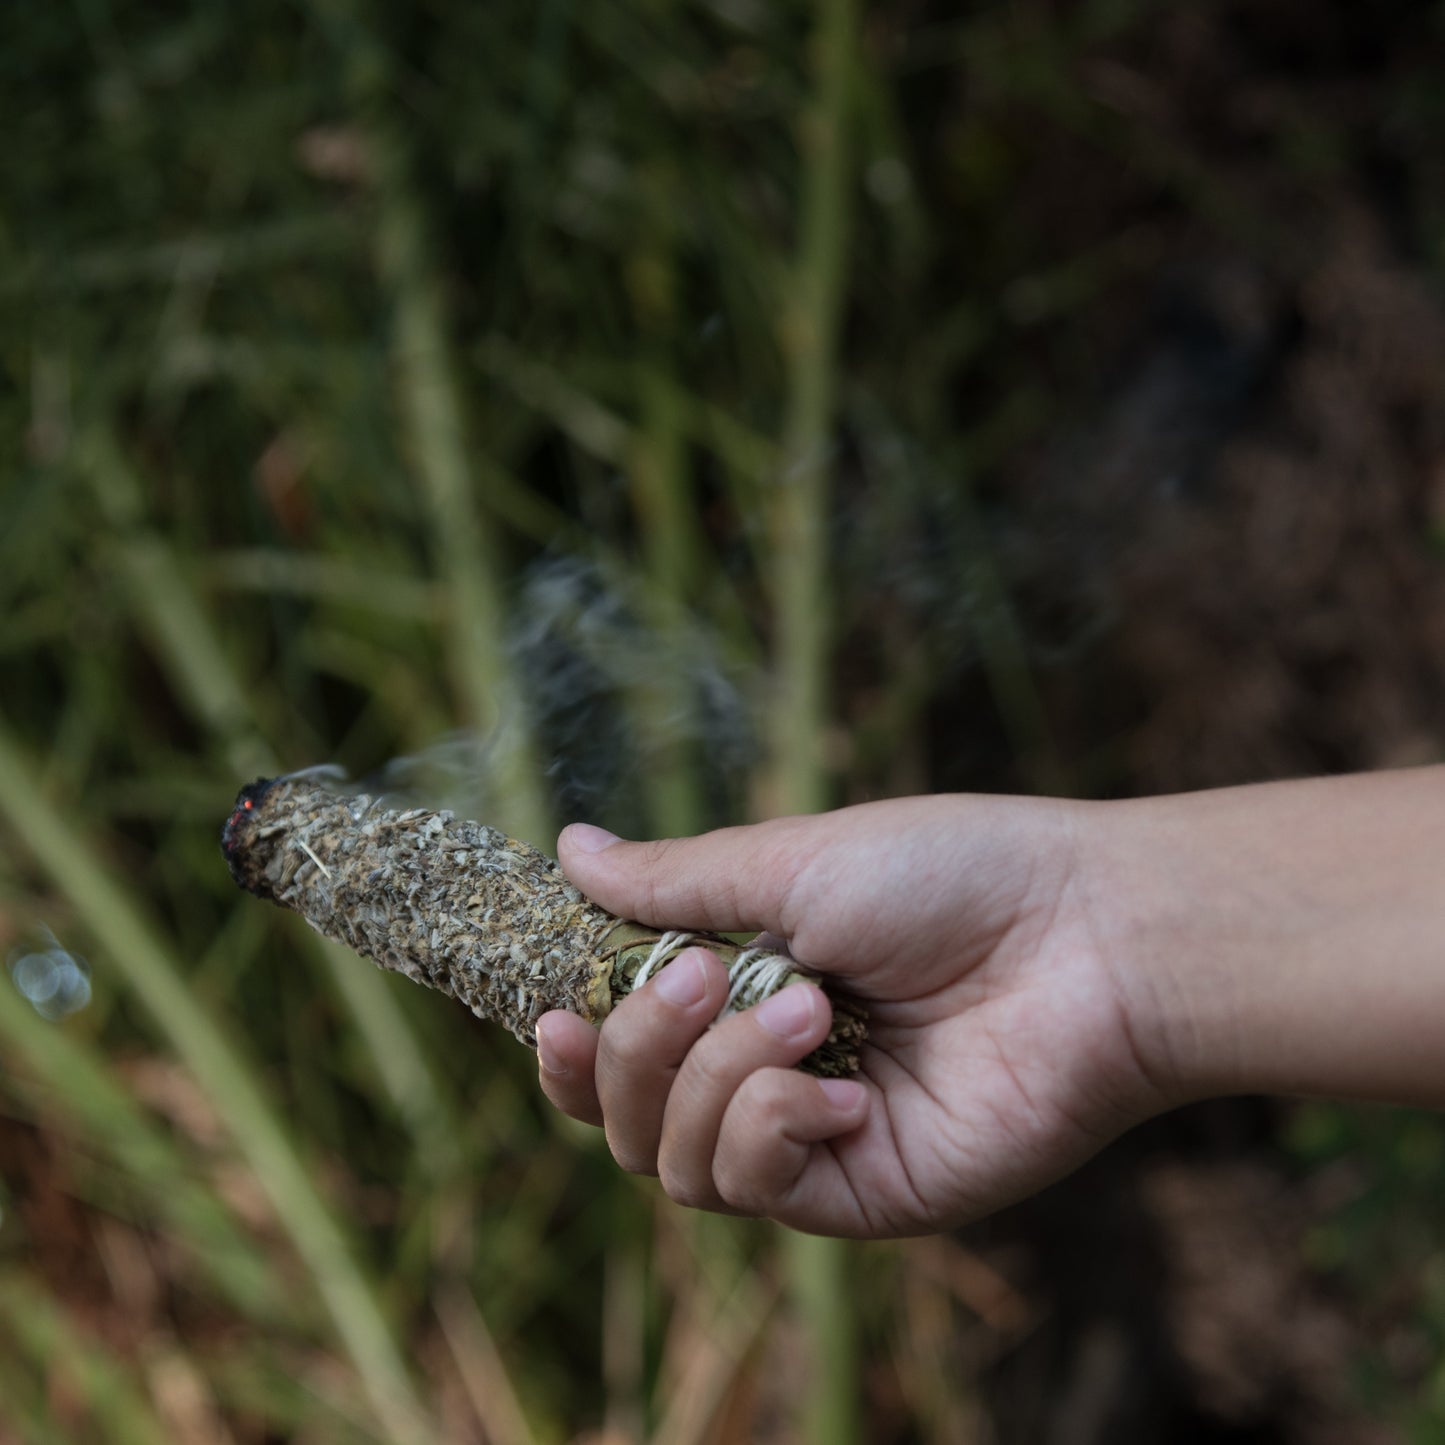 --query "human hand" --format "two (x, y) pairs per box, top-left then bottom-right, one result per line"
(534, 794), (1171, 1238)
